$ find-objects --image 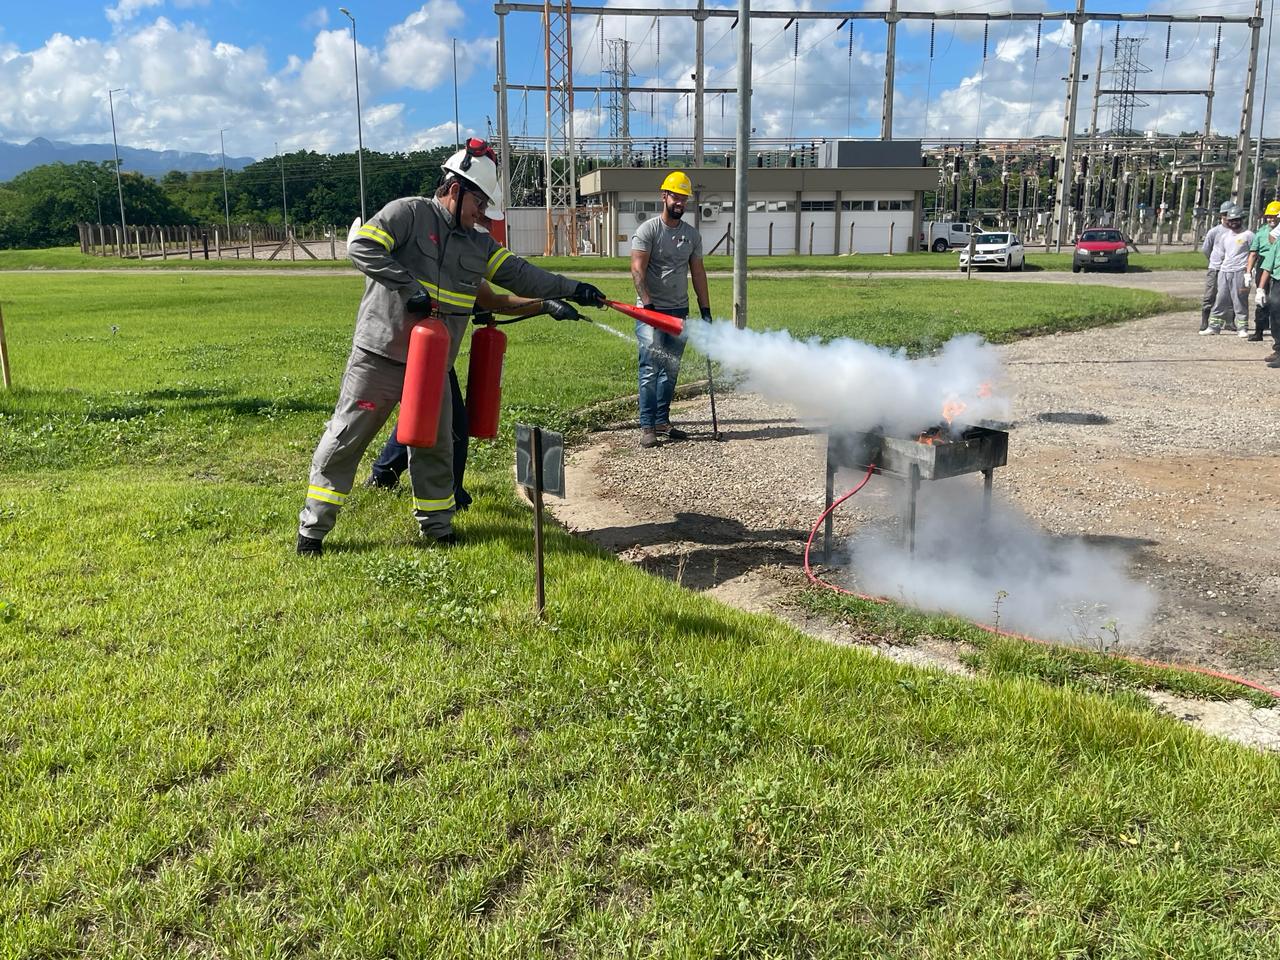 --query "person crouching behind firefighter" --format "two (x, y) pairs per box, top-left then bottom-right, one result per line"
(630, 170), (713, 448)
(296, 139), (605, 555)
